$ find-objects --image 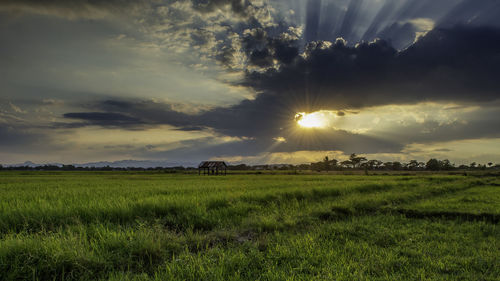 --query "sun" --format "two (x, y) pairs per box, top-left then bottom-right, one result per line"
(295, 112), (330, 128)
